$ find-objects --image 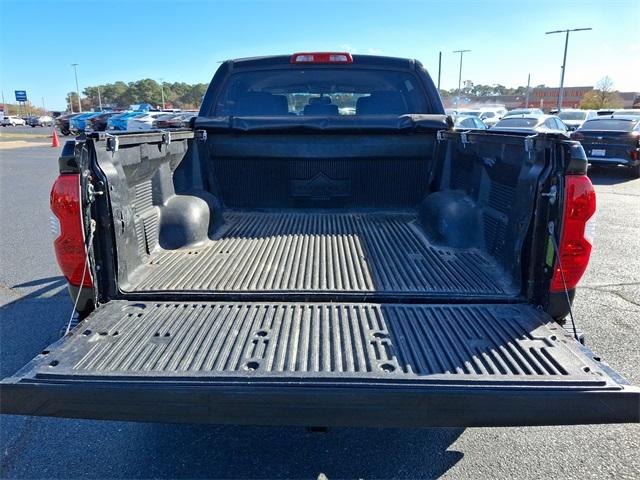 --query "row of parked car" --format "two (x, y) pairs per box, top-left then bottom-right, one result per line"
(447, 107), (640, 177)
(55, 110), (196, 135)
(1, 115), (55, 127)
